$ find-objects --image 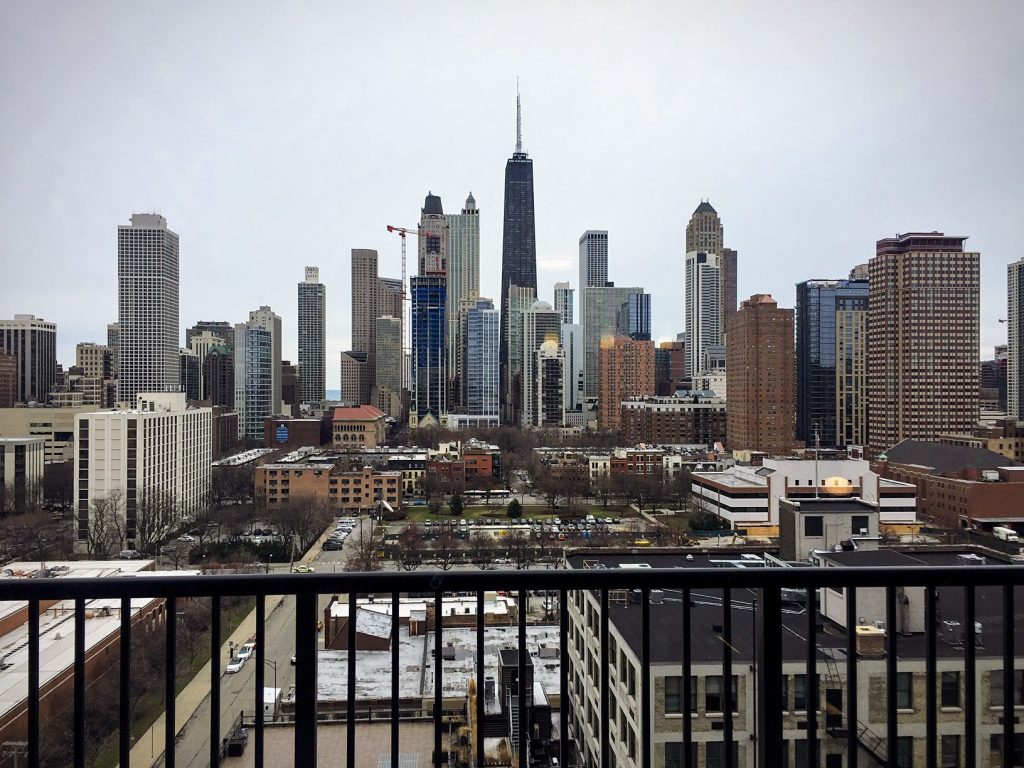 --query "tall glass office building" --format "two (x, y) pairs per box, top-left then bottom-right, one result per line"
(463, 298), (499, 418)
(233, 323), (272, 442)
(410, 276), (447, 426)
(796, 276), (869, 448)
